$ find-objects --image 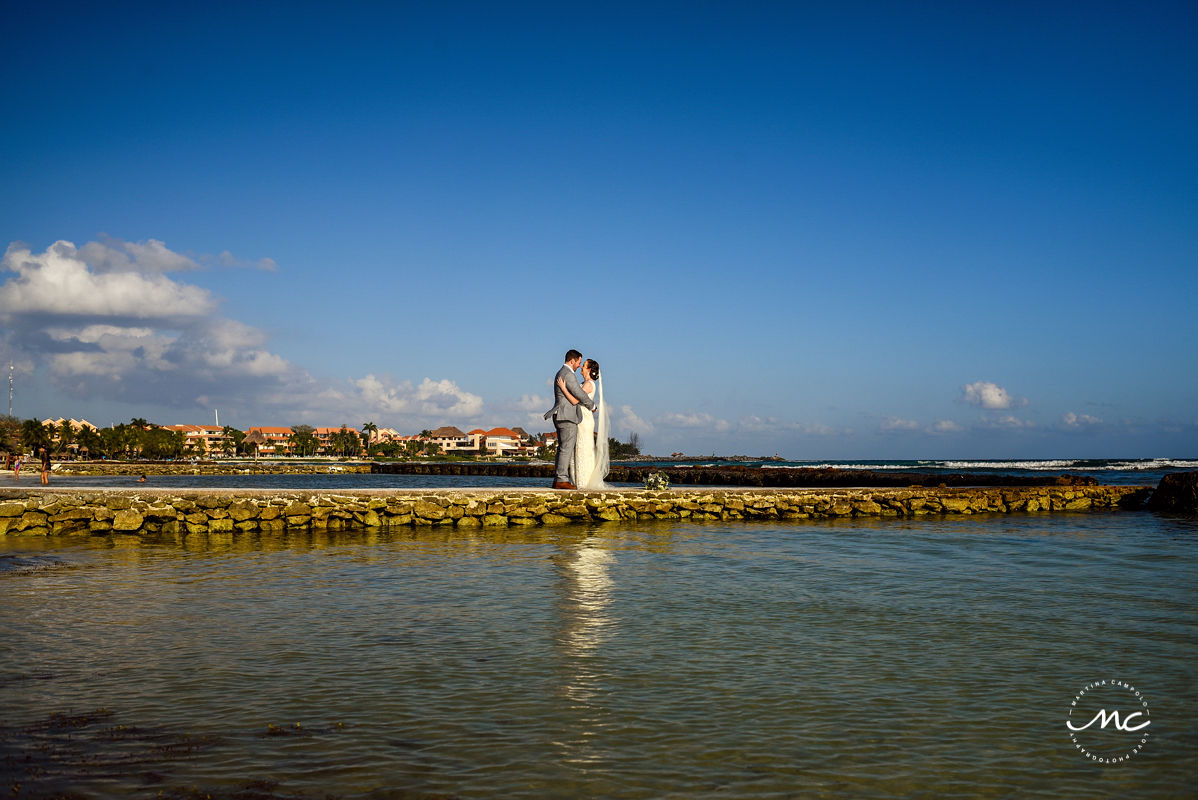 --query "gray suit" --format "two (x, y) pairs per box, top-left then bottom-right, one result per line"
(545, 364), (596, 484)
